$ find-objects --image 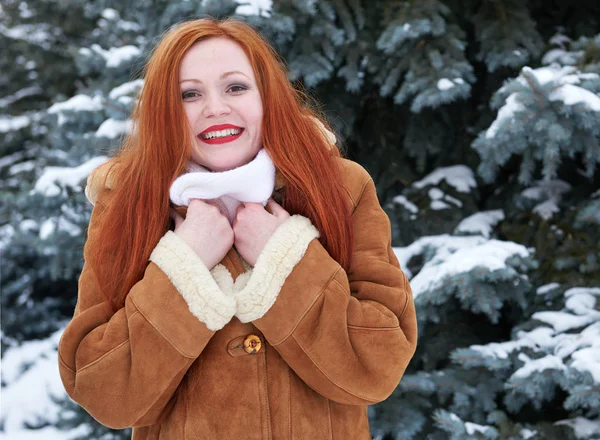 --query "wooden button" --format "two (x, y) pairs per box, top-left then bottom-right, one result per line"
(243, 334), (262, 354)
